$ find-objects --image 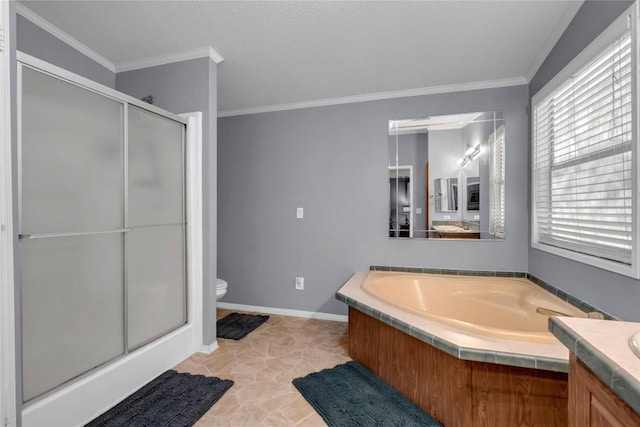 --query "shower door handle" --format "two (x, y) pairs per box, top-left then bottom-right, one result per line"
(19, 228), (132, 240)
